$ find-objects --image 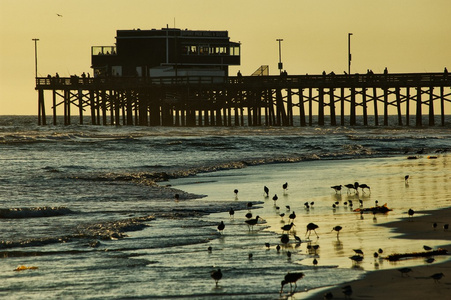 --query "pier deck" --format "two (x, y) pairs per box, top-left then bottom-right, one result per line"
(35, 72), (451, 127)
